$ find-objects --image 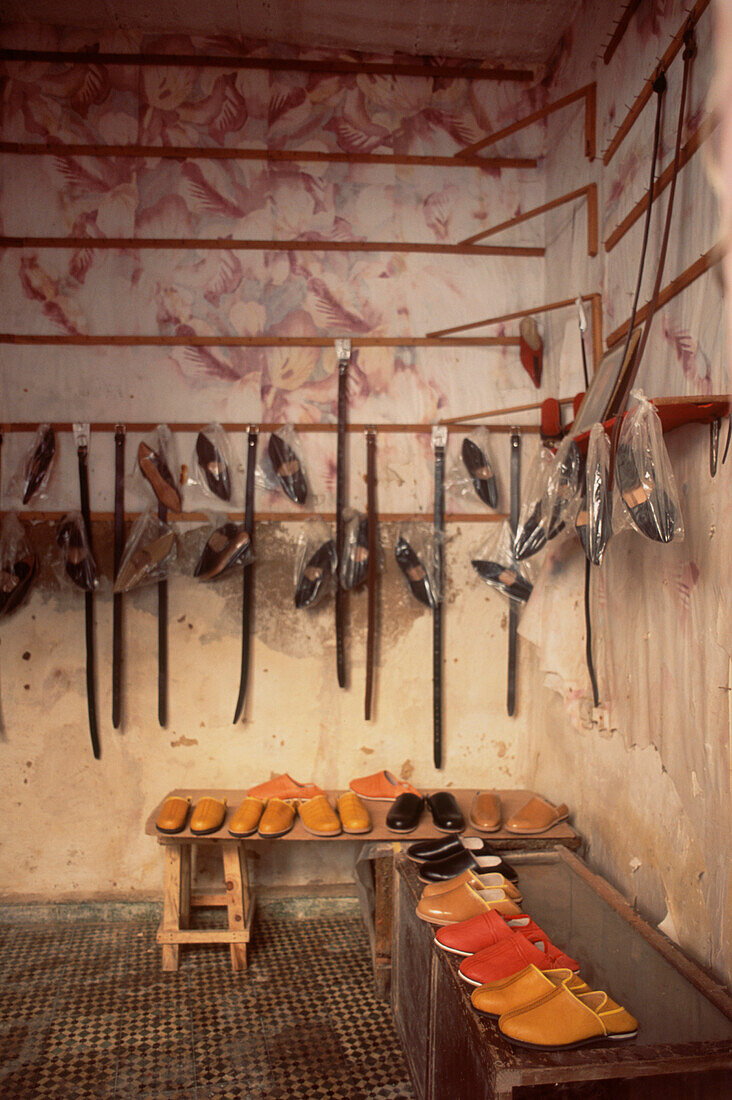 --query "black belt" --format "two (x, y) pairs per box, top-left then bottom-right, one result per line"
(233, 427), (258, 723)
(364, 428), (377, 720)
(112, 425), (125, 729)
(157, 496), (168, 728)
(507, 431), (521, 716)
(432, 425), (447, 768)
(335, 340), (351, 689)
(76, 426), (99, 758)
